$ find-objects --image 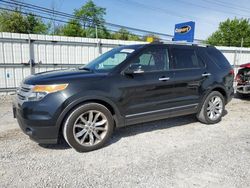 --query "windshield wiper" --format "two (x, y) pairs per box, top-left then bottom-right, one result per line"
(79, 67), (93, 72)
